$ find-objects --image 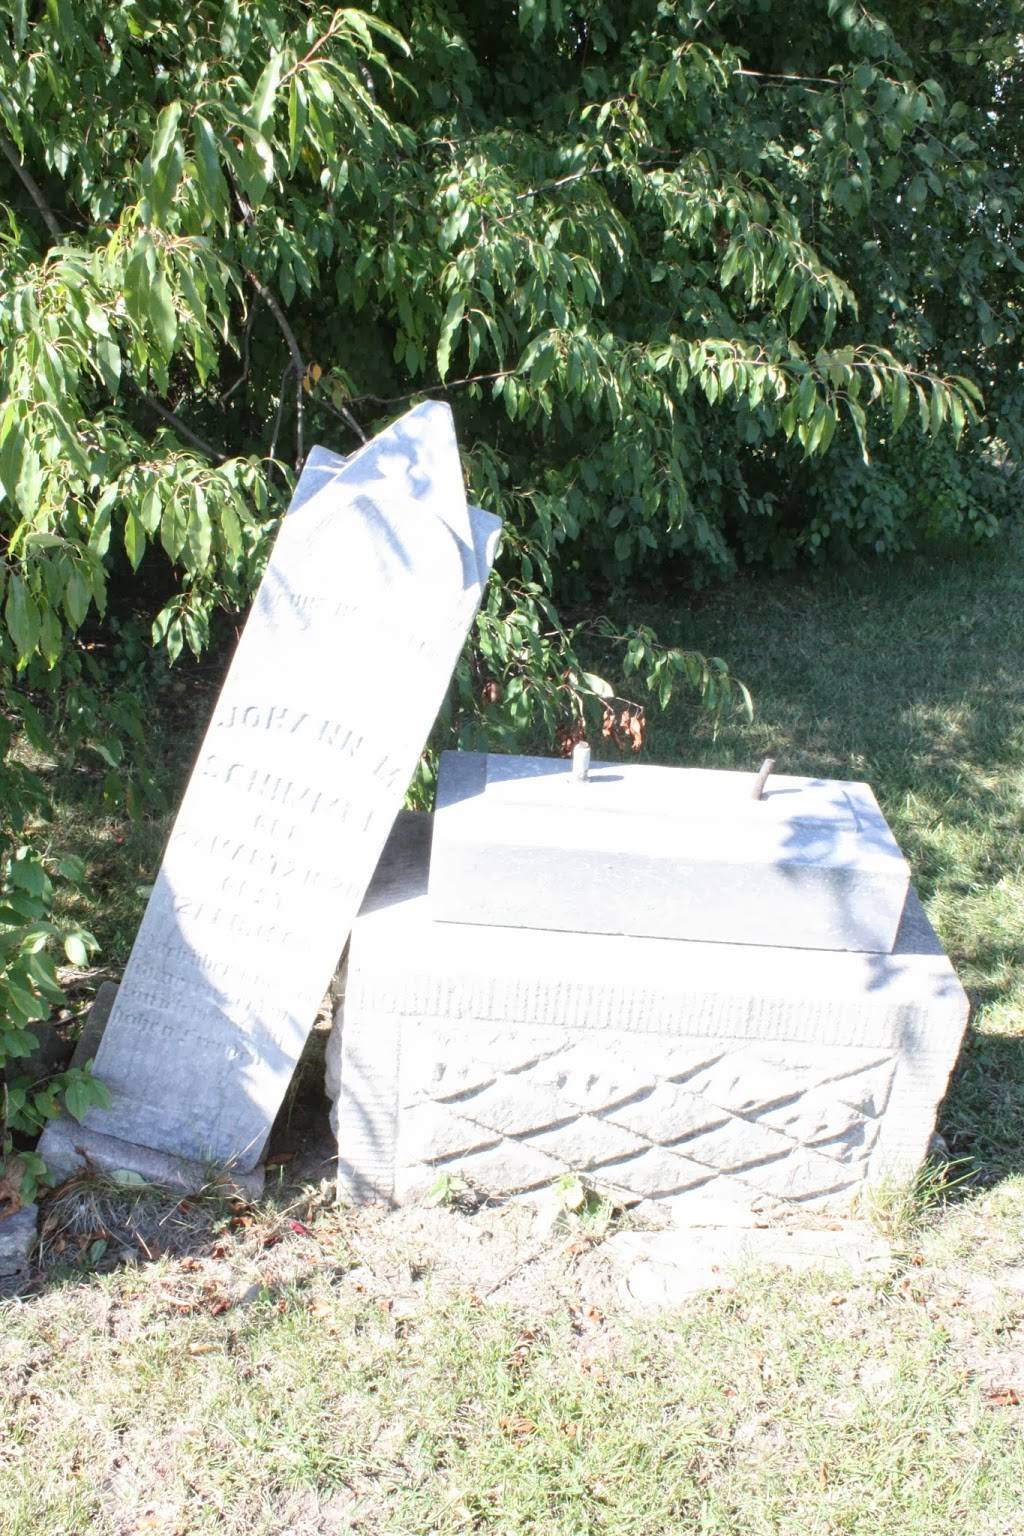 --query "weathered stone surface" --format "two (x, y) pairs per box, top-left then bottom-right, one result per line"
(41, 404), (499, 1188)
(605, 1225), (893, 1306)
(0, 1204), (37, 1278)
(37, 1118), (265, 1200)
(429, 751), (911, 951)
(69, 979), (117, 1070)
(331, 812), (969, 1217)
